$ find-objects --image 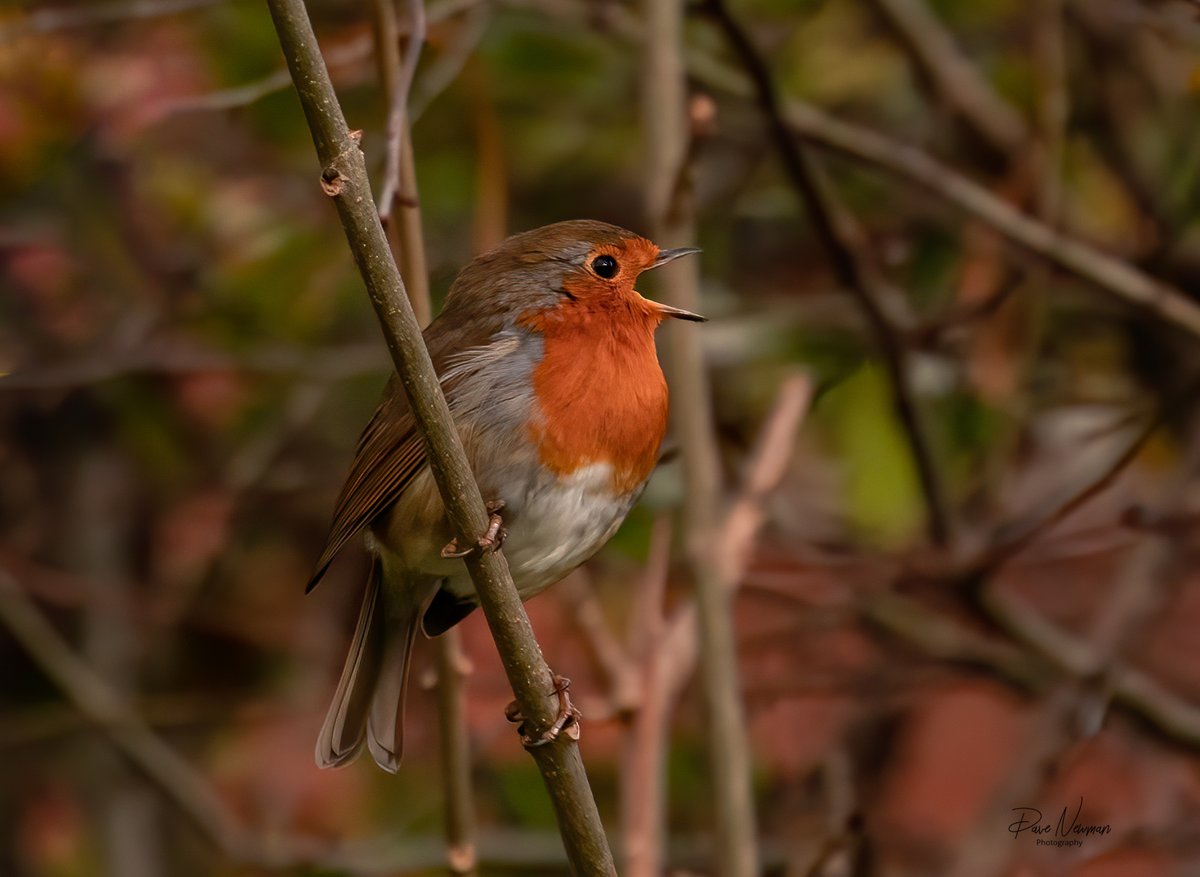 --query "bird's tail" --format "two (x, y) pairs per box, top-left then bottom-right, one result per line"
(315, 559), (421, 773)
